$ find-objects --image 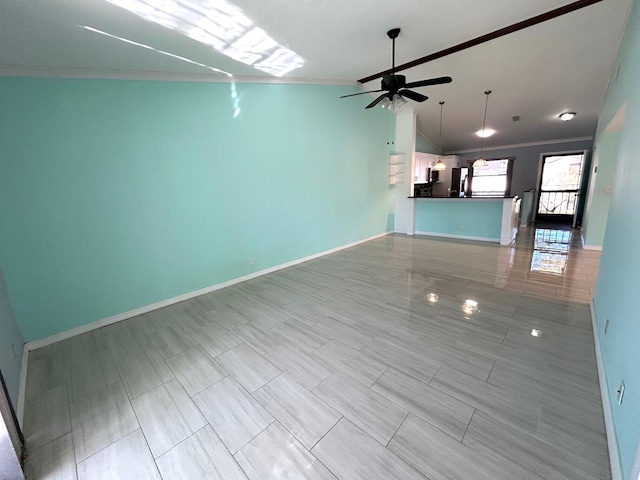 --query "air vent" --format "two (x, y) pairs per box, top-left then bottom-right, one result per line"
(512, 115), (521, 122)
